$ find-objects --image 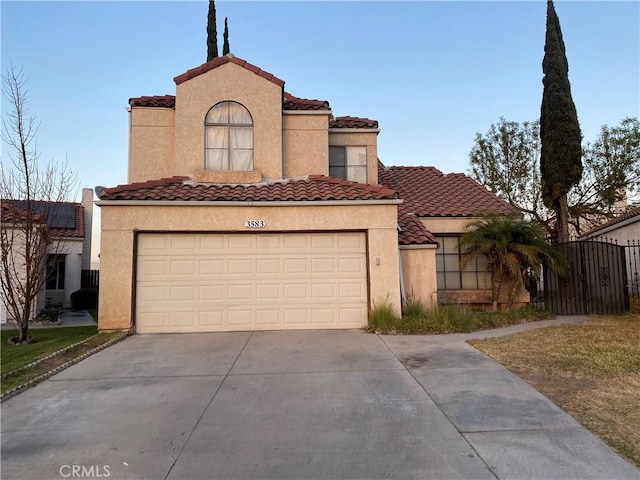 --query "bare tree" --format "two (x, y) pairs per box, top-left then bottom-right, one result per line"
(1, 65), (76, 343)
(470, 117), (639, 238)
